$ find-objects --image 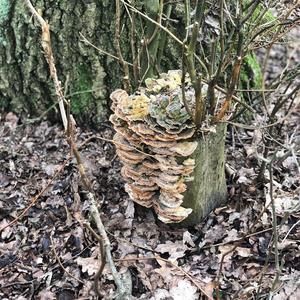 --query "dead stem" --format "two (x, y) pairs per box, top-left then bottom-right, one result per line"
(23, 1), (129, 298)
(83, 222), (106, 298)
(79, 32), (134, 67)
(115, 0), (131, 92)
(50, 235), (84, 284)
(0, 158), (70, 232)
(115, 255), (213, 299)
